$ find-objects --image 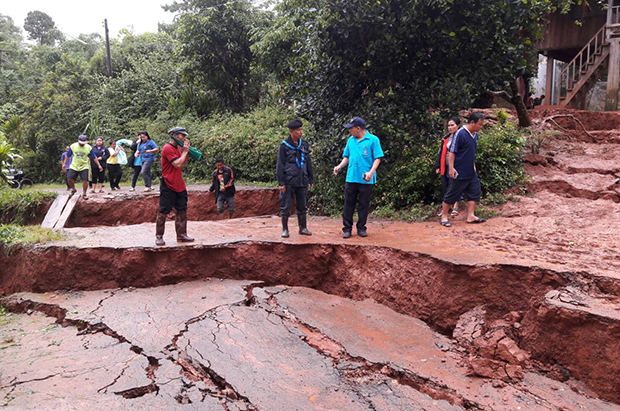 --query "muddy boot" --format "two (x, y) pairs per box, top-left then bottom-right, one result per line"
(281, 216), (289, 238)
(175, 211), (194, 243)
(298, 214), (312, 236)
(155, 213), (166, 246)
